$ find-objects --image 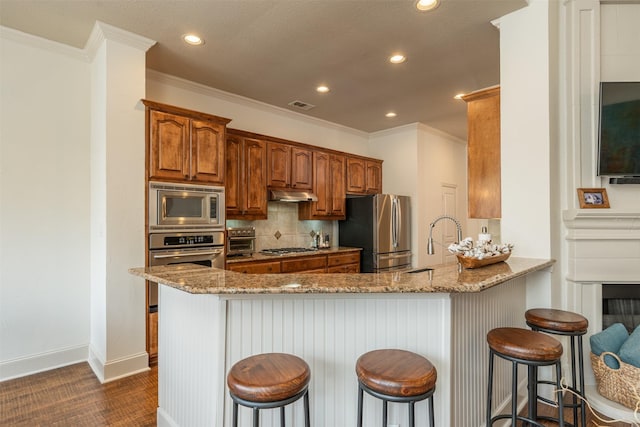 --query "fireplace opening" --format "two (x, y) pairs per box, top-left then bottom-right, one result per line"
(602, 284), (640, 333)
